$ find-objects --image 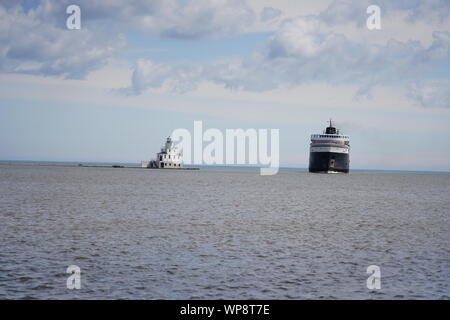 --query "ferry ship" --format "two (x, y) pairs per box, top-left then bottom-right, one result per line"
(309, 120), (350, 173)
(141, 136), (183, 169)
